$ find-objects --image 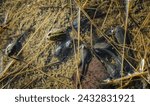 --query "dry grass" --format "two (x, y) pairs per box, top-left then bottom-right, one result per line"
(0, 0), (150, 89)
